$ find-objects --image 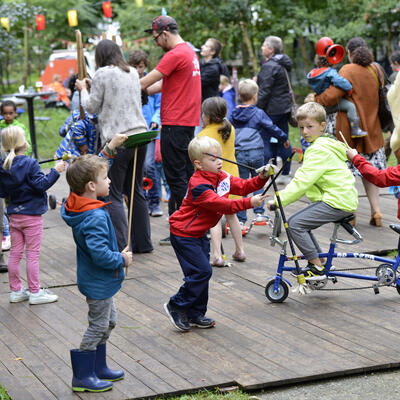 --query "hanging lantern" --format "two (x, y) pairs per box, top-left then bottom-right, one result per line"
(68, 10), (78, 27)
(0, 17), (10, 32)
(102, 1), (112, 18)
(136, 0), (143, 7)
(36, 14), (45, 31)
